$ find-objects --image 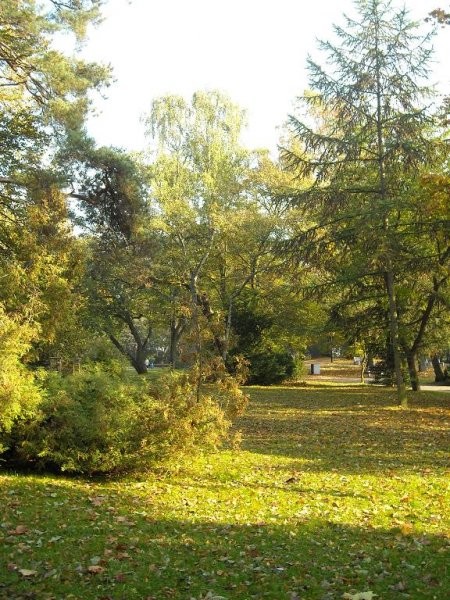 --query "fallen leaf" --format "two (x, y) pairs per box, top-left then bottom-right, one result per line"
(89, 496), (106, 506)
(18, 569), (38, 577)
(390, 581), (407, 591)
(115, 516), (134, 525)
(285, 477), (297, 484)
(87, 565), (105, 574)
(43, 568), (58, 579)
(8, 525), (29, 535)
(342, 592), (376, 600)
(400, 522), (413, 535)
